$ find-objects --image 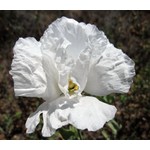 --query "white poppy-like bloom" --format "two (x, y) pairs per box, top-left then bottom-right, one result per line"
(10, 17), (135, 137)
